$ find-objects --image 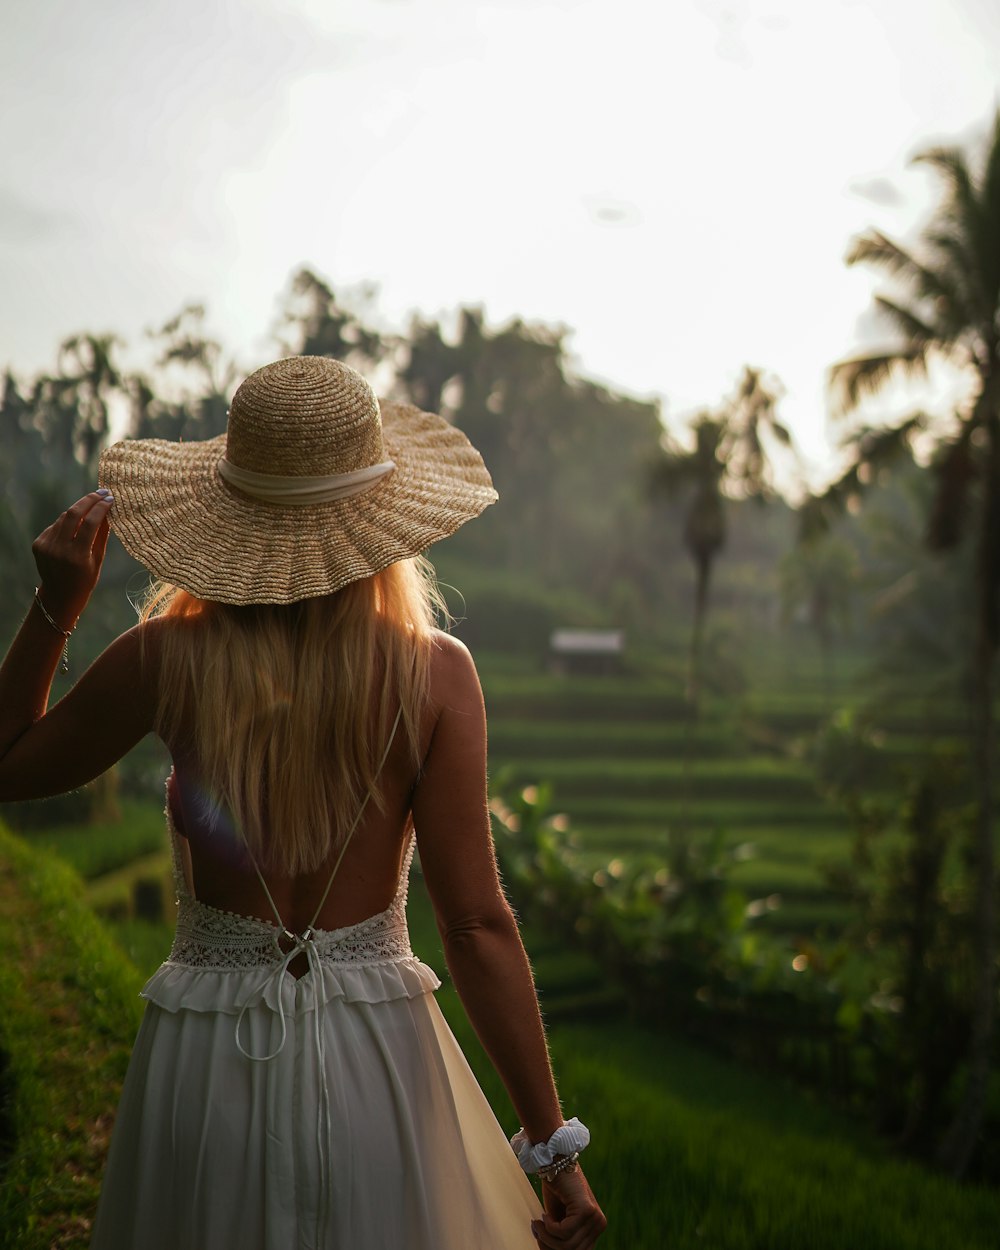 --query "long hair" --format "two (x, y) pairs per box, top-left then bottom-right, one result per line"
(140, 557), (443, 875)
